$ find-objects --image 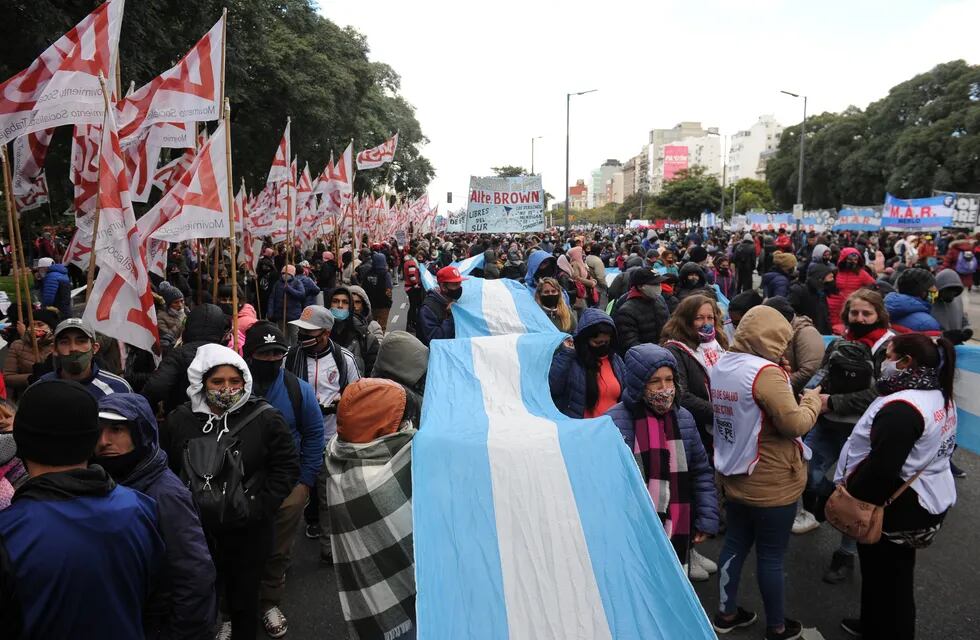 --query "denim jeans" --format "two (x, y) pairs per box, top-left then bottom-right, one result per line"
(804, 420), (850, 496)
(718, 501), (797, 629)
